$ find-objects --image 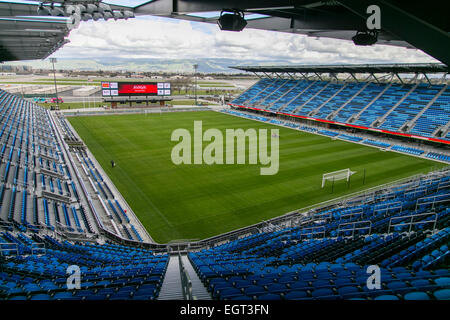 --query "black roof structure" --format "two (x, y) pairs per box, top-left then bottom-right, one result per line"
(230, 63), (450, 75)
(0, 0), (132, 62)
(0, 0), (449, 65)
(136, 0), (450, 66)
